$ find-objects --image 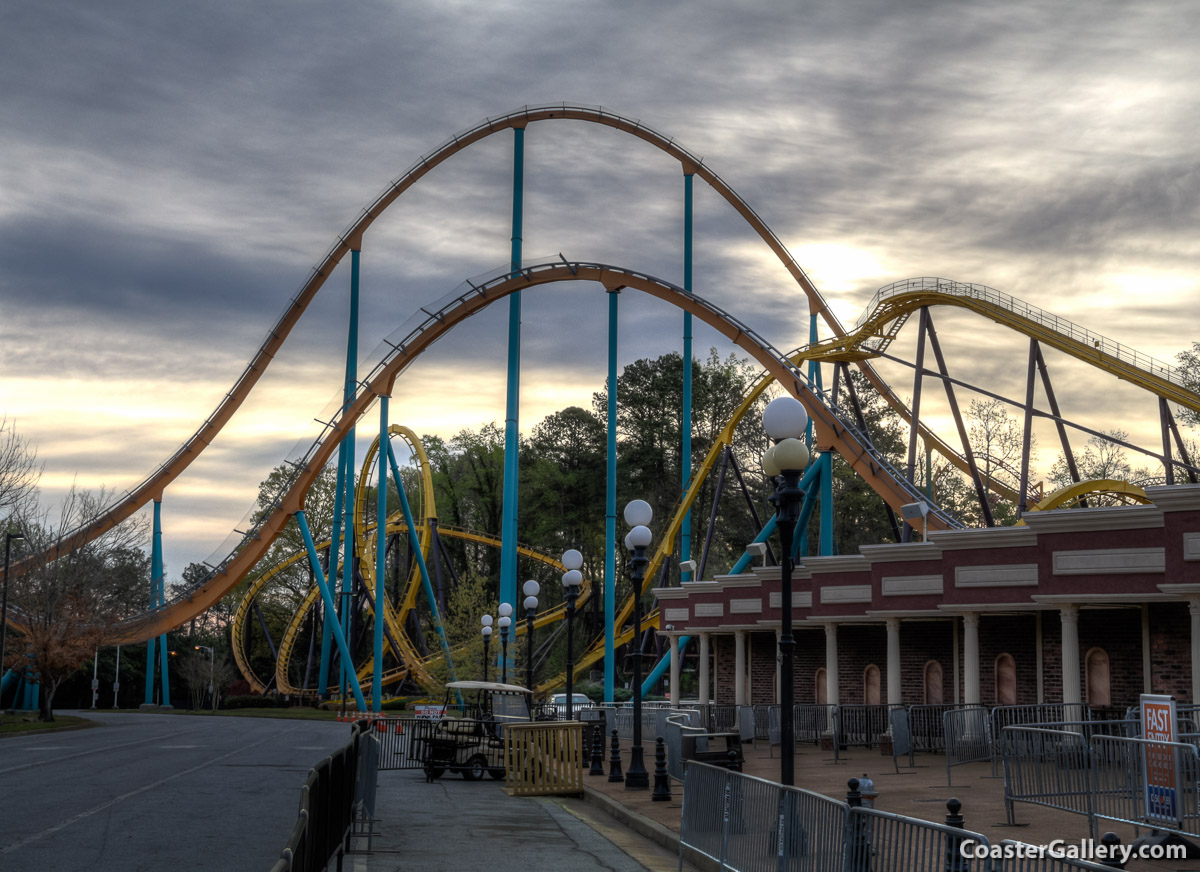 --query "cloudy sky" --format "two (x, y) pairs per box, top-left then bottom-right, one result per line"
(2, 0), (1199, 574)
